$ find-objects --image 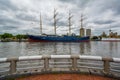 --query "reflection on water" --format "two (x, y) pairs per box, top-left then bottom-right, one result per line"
(0, 42), (120, 58)
(109, 42), (118, 57)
